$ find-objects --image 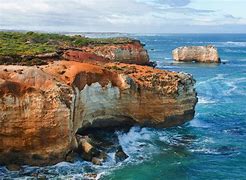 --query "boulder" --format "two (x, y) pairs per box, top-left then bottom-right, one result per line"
(115, 147), (129, 163)
(76, 135), (100, 161)
(172, 45), (221, 63)
(91, 157), (102, 165)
